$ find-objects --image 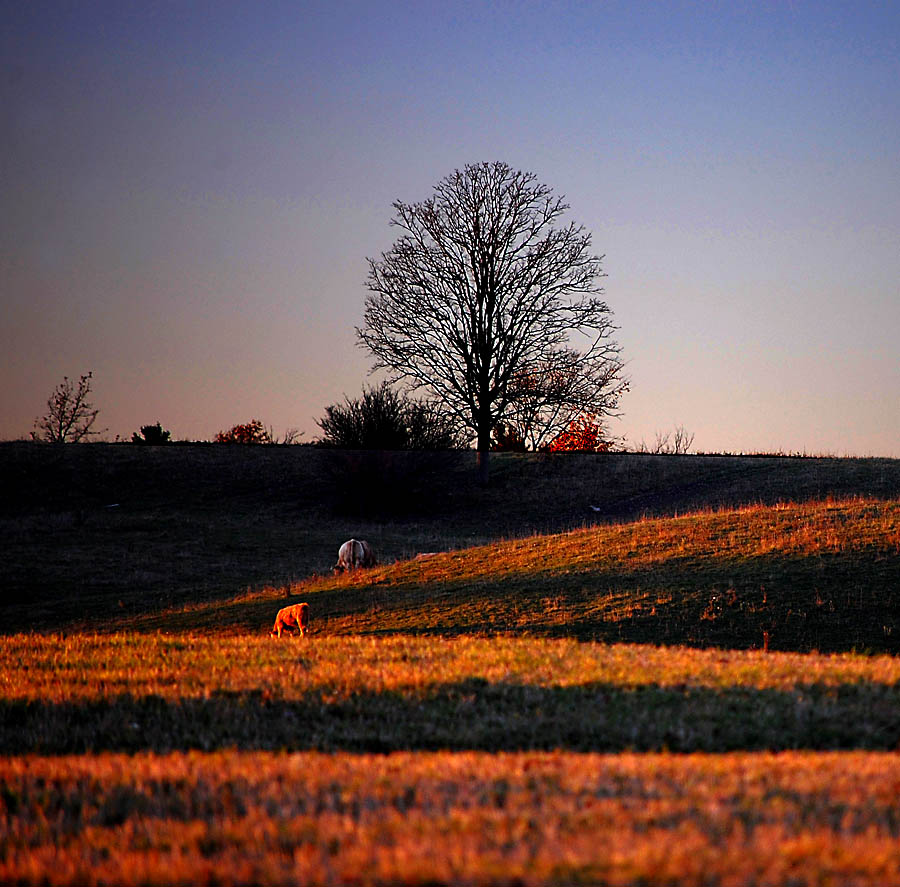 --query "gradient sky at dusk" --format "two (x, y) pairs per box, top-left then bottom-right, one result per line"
(3, 1), (899, 454)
